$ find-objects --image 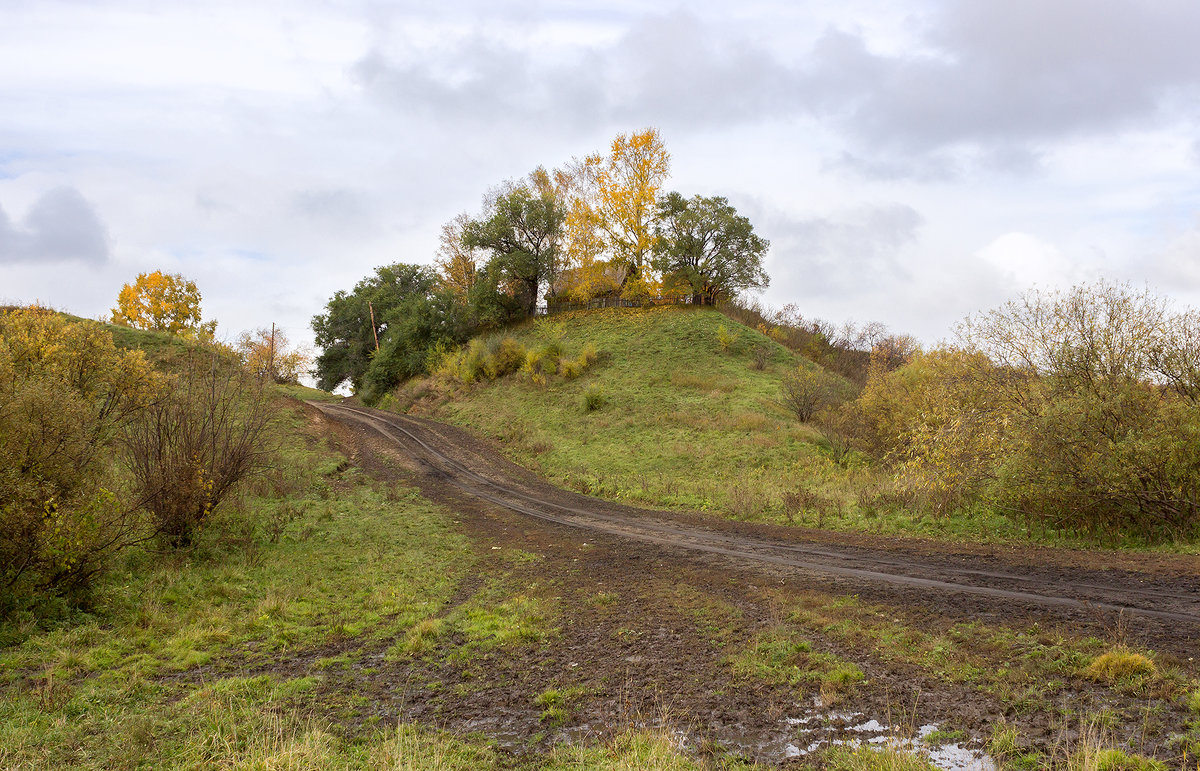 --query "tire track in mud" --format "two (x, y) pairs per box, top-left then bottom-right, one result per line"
(310, 401), (1200, 630)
